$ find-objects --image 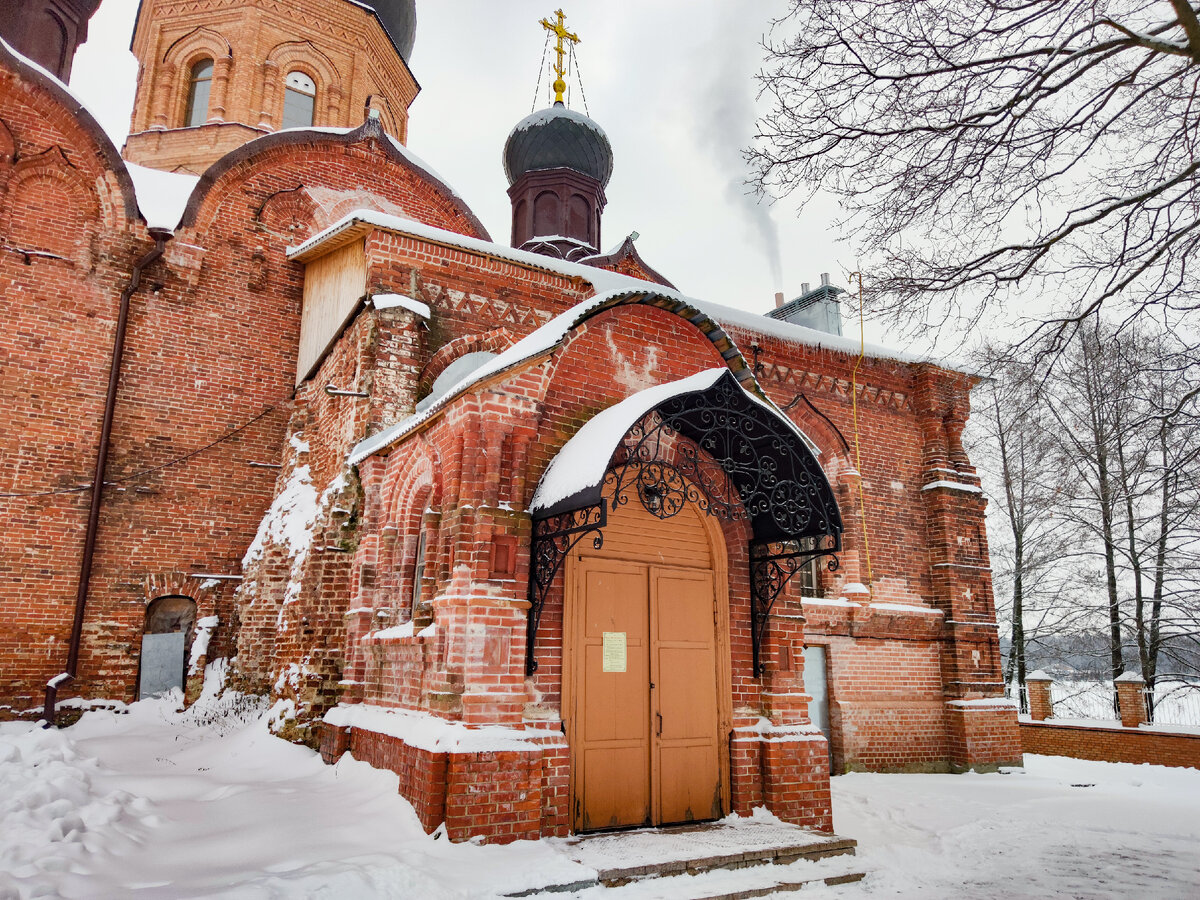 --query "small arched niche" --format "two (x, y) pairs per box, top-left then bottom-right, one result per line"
(138, 595), (197, 699)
